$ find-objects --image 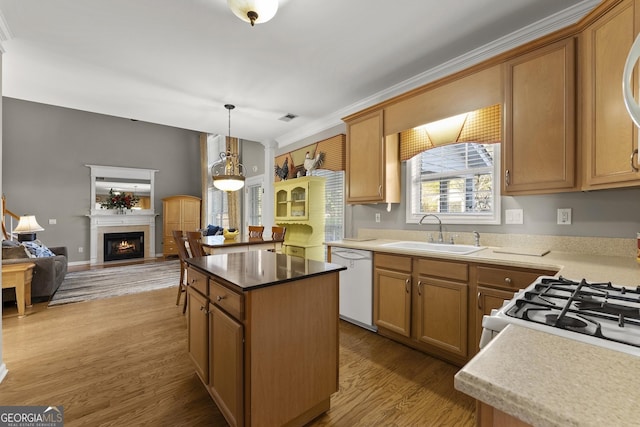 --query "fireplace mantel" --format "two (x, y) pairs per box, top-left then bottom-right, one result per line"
(87, 212), (158, 265)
